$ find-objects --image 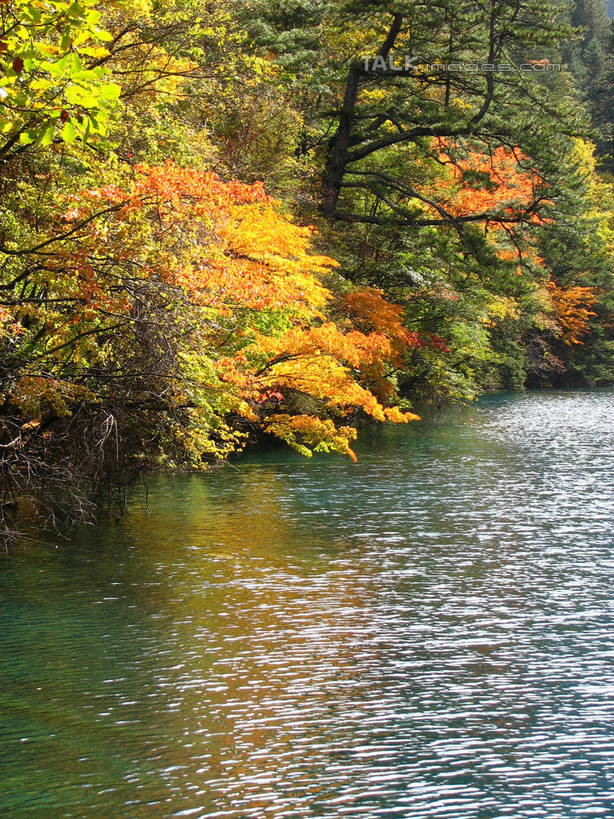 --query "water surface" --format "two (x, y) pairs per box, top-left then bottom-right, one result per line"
(2, 390), (614, 817)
